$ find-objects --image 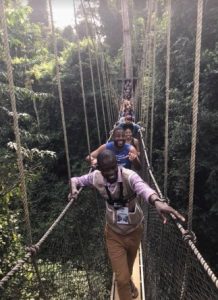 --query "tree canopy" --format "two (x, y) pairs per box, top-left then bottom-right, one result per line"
(0, 0), (218, 297)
